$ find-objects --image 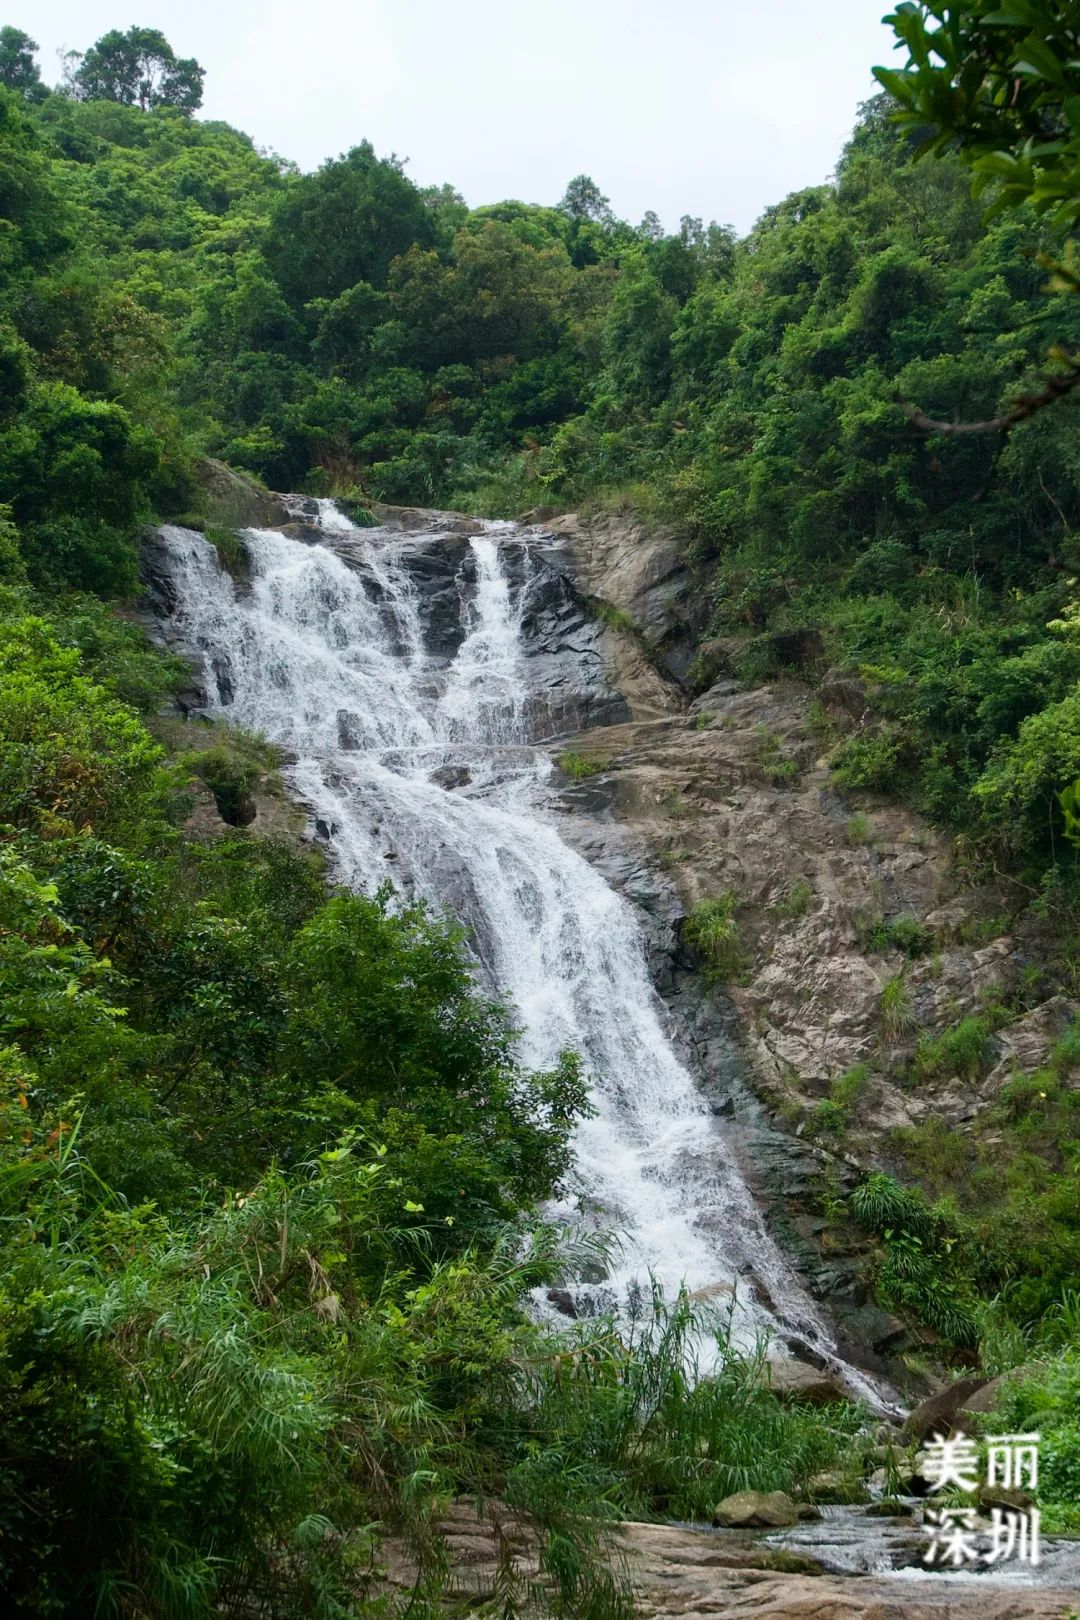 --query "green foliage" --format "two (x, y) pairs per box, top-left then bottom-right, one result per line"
(879, 971), (917, 1040)
(509, 1287), (860, 1524)
(0, 28), (45, 104)
(682, 892), (744, 982)
(754, 725), (799, 785)
(848, 1173), (979, 1345)
(810, 1061), (871, 1135)
(558, 749), (604, 780)
(844, 812), (873, 846)
(912, 1015), (995, 1083)
(70, 27), (205, 113)
(984, 1352), (1080, 1533)
(876, 1), (1080, 229)
(0, 615), (168, 842)
(773, 877), (813, 920)
(864, 913), (933, 958)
